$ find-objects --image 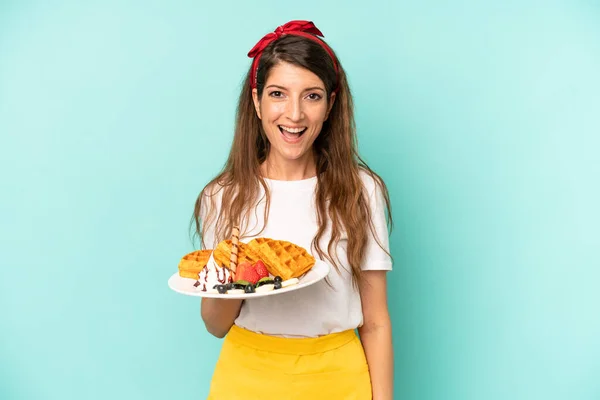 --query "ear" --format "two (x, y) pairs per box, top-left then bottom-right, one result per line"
(252, 88), (262, 120)
(324, 91), (336, 121)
